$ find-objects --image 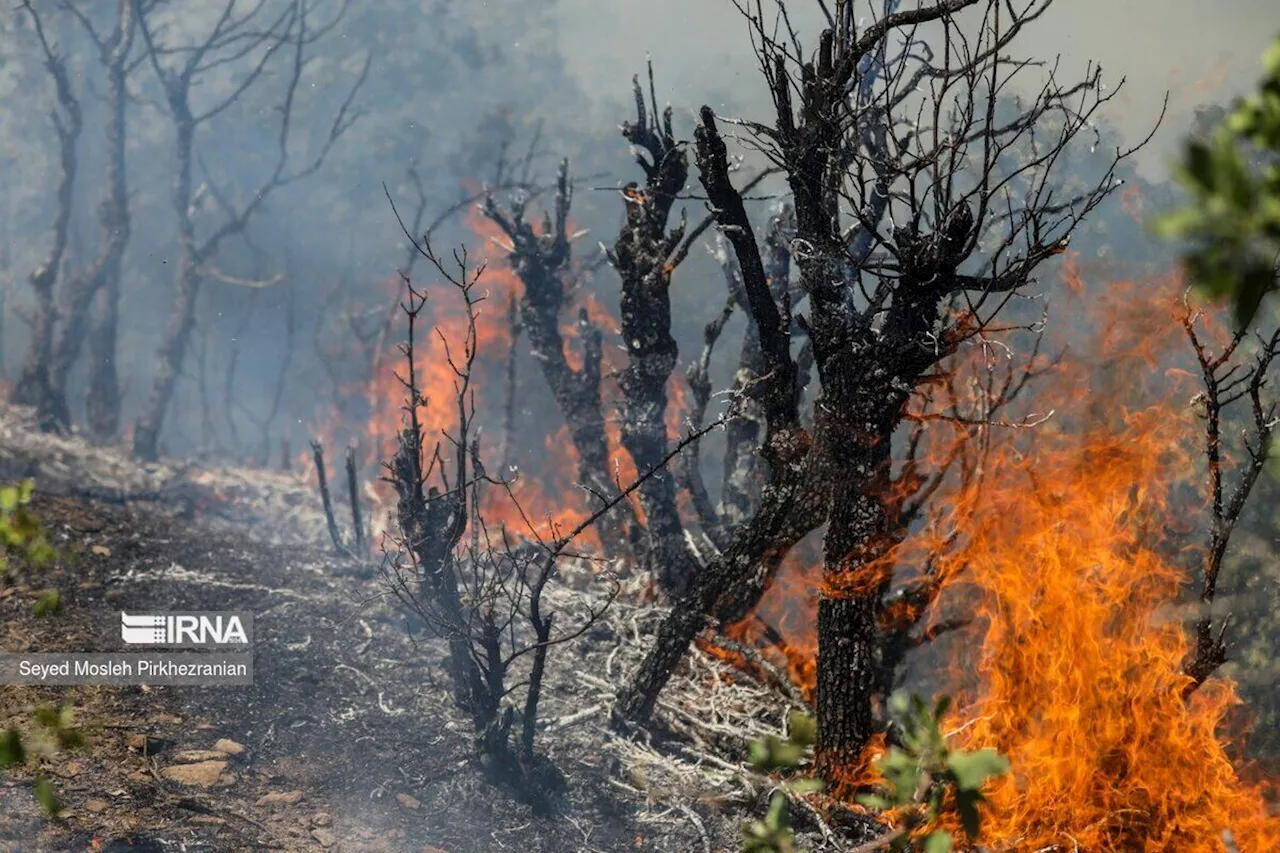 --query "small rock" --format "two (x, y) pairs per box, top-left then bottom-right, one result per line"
(125, 734), (171, 755)
(213, 738), (244, 756)
(90, 544), (112, 557)
(160, 760), (227, 788)
(310, 828), (335, 848)
(61, 761), (83, 778)
(395, 794), (420, 811)
(173, 750), (228, 763)
(189, 815), (225, 825)
(84, 799), (109, 813)
(312, 812), (332, 826)
(257, 790), (304, 807)
(151, 714), (182, 725)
